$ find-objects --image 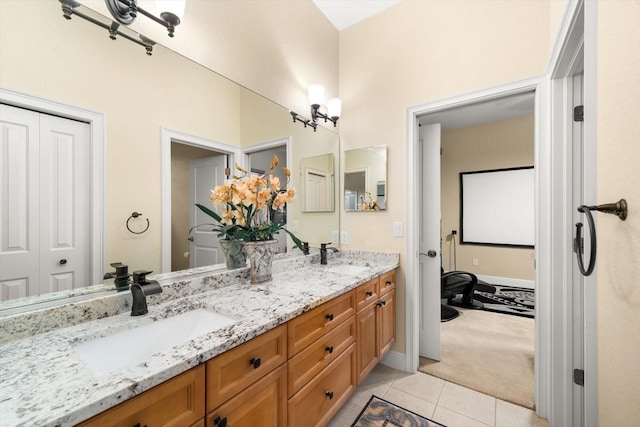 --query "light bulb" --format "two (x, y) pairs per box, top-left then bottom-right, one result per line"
(308, 84), (325, 107)
(156, 0), (186, 21)
(327, 98), (342, 119)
